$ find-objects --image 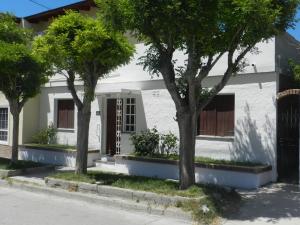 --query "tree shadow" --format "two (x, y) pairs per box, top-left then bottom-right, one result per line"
(226, 183), (300, 223)
(230, 103), (276, 178)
